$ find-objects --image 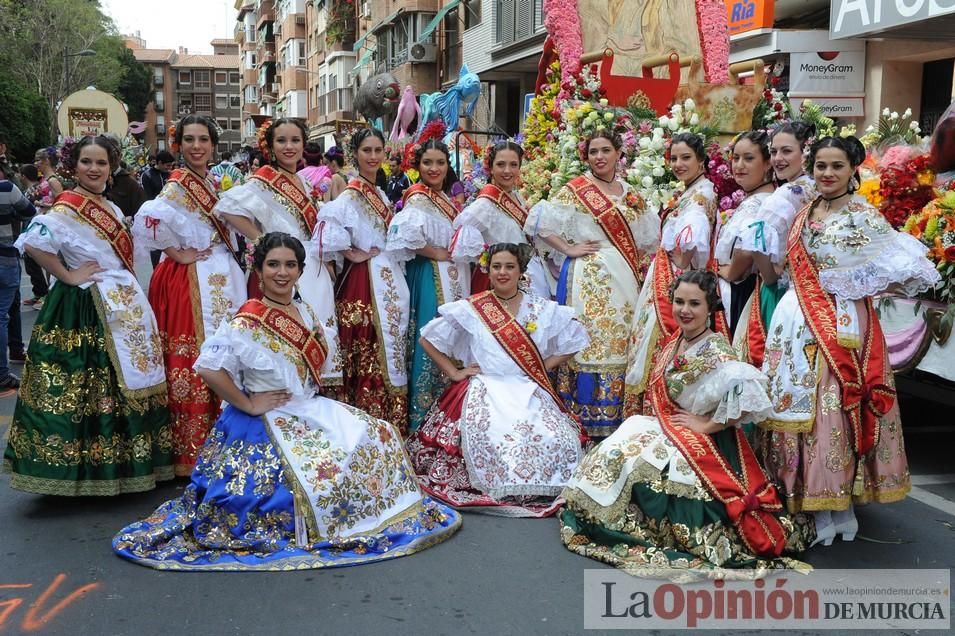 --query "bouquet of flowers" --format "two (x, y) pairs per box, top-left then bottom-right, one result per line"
(902, 190), (955, 302)
(878, 145), (936, 228)
(861, 108), (923, 148)
(751, 76), (791, 130)
(706, 141), (743, 221)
